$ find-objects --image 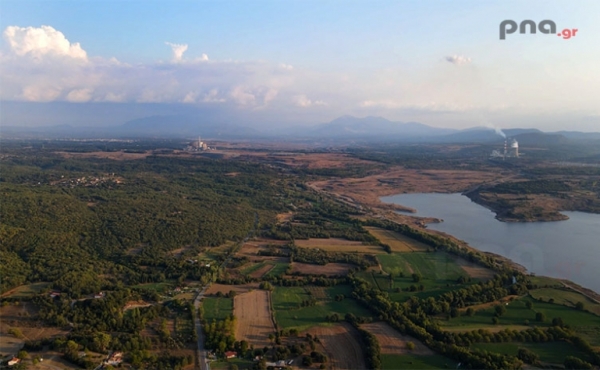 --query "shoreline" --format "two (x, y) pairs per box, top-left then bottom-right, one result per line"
(378, 193), (600, 296)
